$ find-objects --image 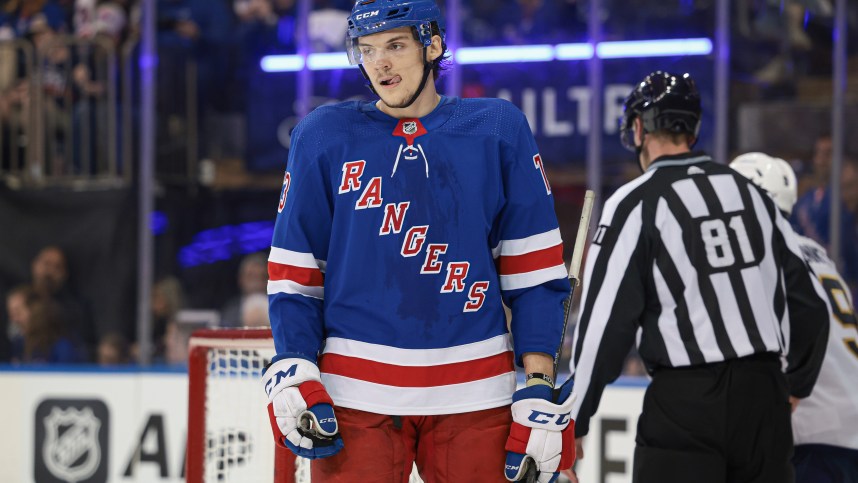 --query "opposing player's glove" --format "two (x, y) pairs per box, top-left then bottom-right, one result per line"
(504, 378), (576, 483)
(262, 357), (344, 459)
